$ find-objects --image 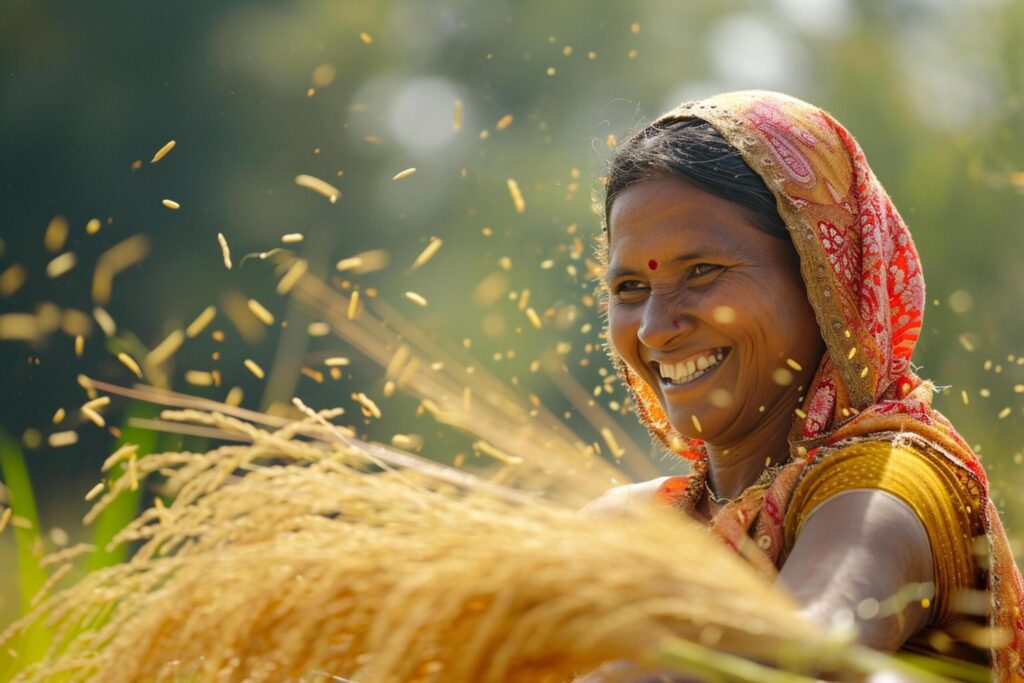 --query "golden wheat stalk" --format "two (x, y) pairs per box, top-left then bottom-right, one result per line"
(4, 405), (838, 683)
